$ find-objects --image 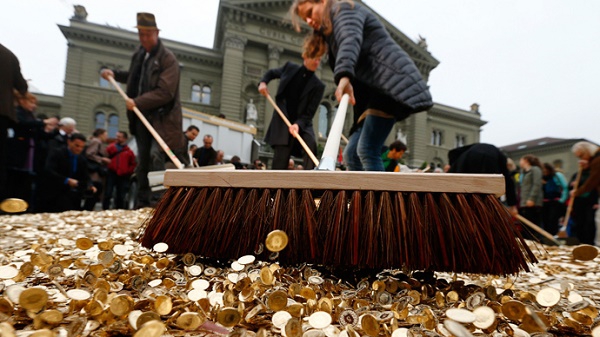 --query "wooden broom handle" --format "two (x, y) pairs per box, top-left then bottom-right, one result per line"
(108, 76), (184, 169)
(563, 166), (583, 227)
(516, 214), (561, 246)
(265, 94), (319, 167)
